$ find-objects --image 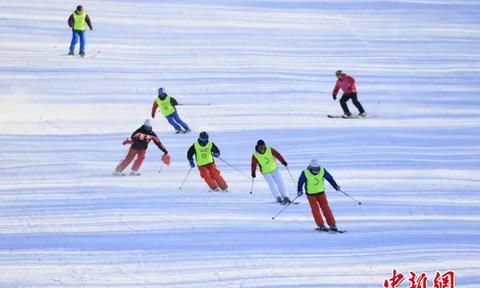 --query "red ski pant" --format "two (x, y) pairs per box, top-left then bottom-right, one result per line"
(307, 193), (336, 227)
(198, 163), (228, 190)
(116, 148), (146, 172)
